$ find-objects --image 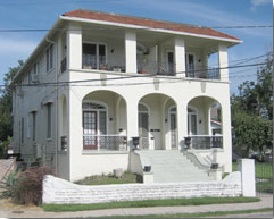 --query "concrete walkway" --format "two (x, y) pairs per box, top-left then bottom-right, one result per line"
(0, 194), (272, 218)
